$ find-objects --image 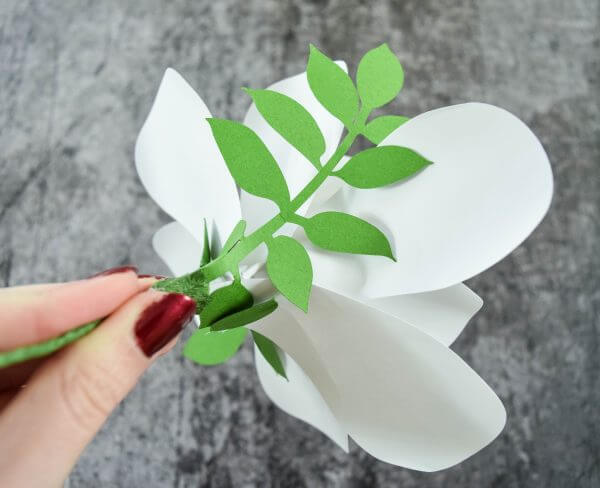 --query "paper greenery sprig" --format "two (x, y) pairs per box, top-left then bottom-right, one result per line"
(0, 44), (430, 372)
(0, 43), (553, 472)
(176, 44), (431, 373)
